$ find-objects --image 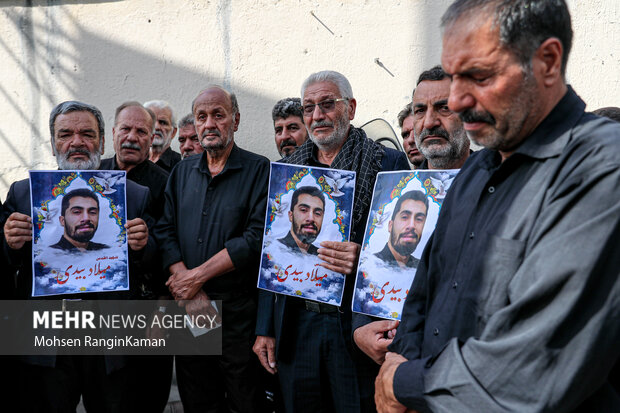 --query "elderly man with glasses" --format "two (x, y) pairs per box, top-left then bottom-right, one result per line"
(254, 70), (410, 413)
